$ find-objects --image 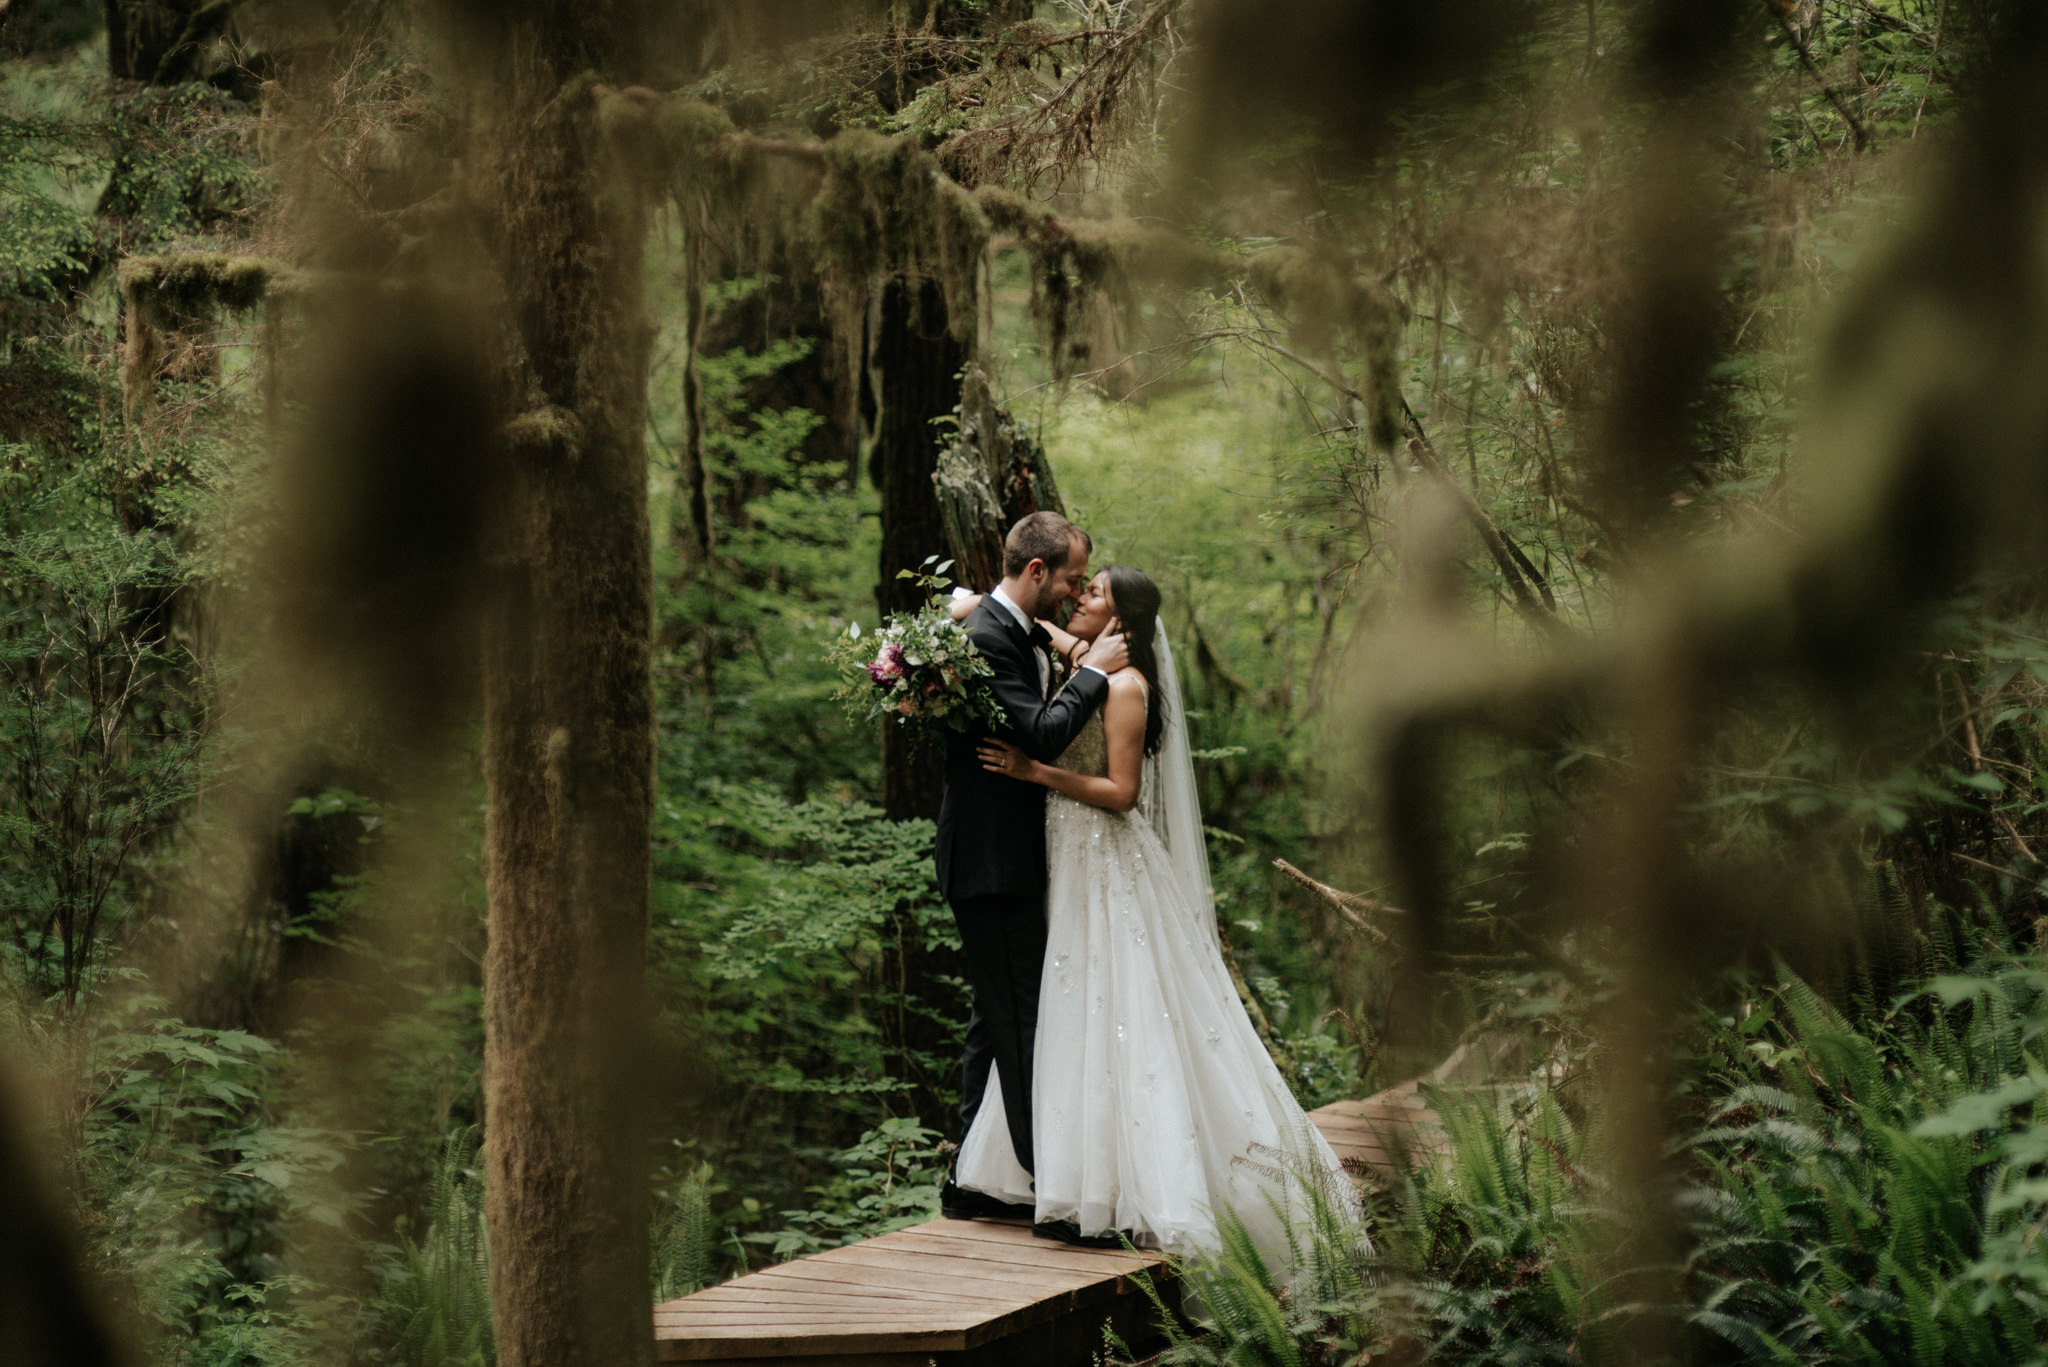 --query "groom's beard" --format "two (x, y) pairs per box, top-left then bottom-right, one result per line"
(1031, 589), (1074, 625)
